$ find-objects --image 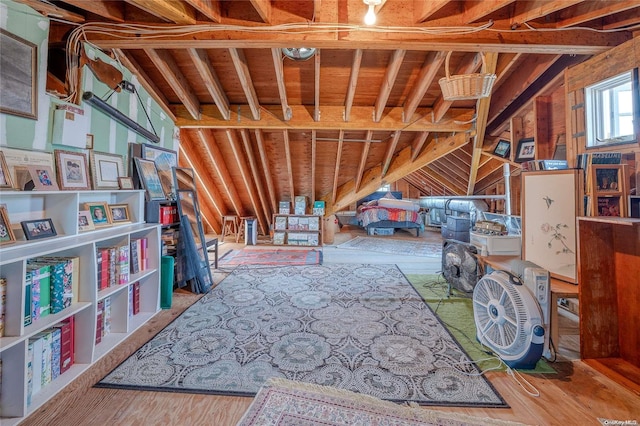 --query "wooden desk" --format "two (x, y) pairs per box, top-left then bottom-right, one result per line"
(477, 255), (579, 352)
